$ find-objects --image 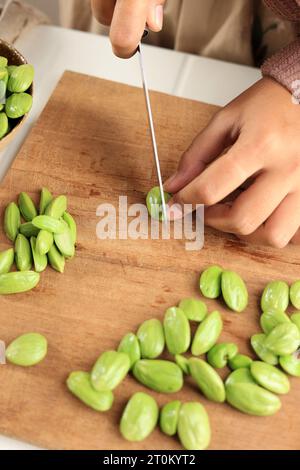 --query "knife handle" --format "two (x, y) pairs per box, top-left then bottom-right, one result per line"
(142, 29), (149, 39)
